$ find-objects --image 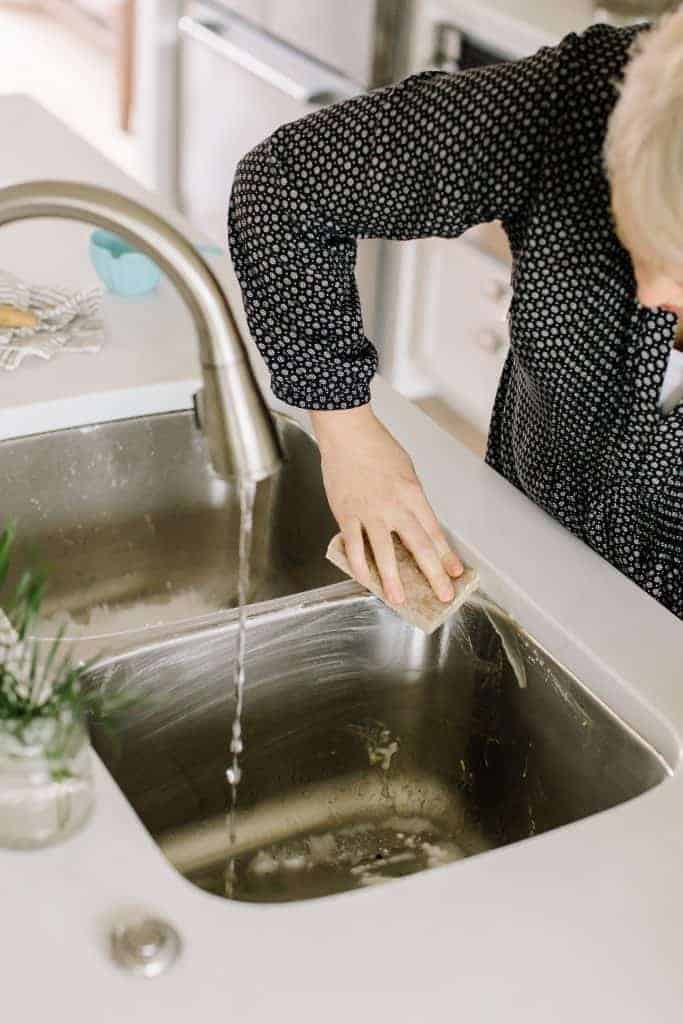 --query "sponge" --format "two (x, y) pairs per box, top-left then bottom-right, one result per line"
(326, 532), (479, 634)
